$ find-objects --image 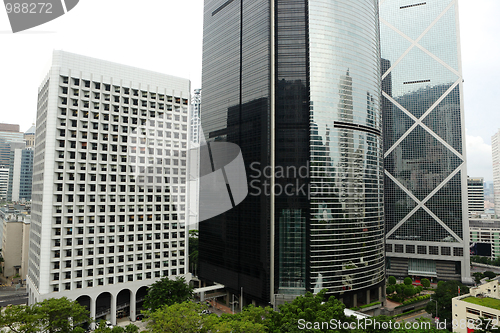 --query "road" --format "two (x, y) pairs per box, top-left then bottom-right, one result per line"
(0, 286), (28, 307)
